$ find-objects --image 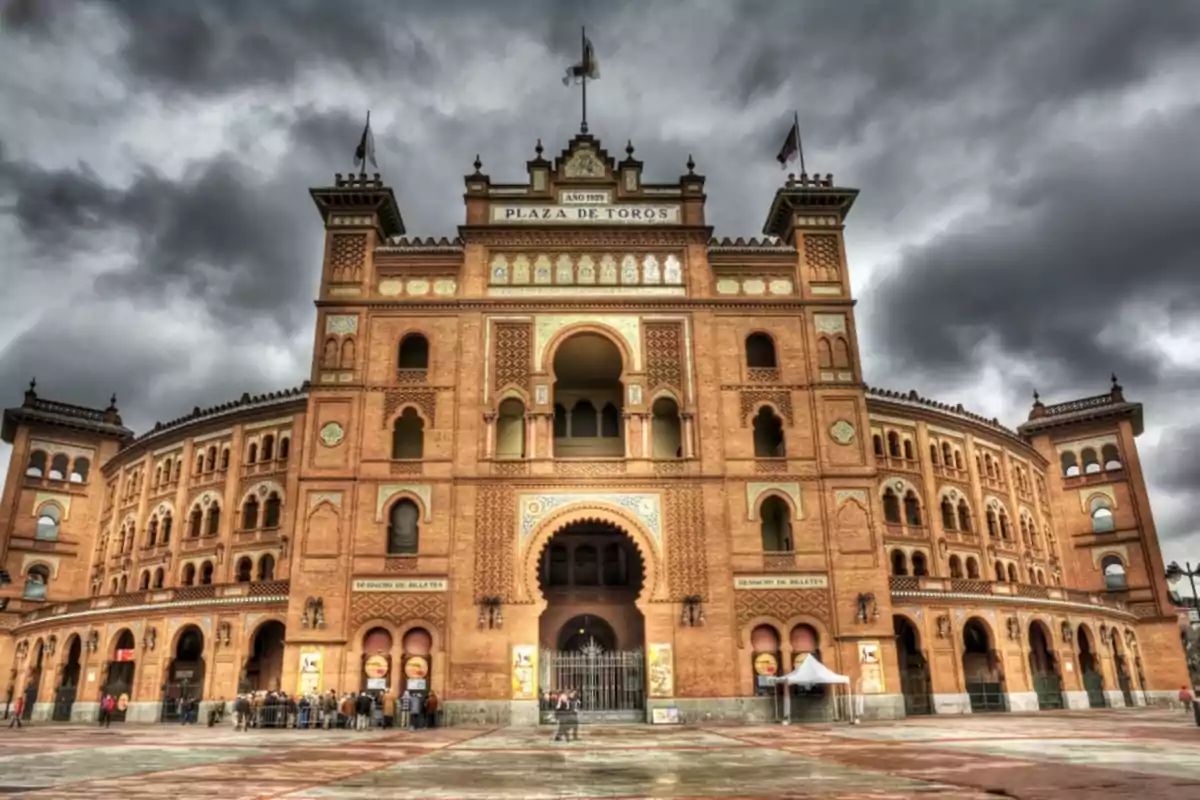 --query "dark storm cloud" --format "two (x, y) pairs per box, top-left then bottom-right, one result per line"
(1155, 425), (1200, 496)
(0, 142), (320, 331)
(865, 105), (1200, 394)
